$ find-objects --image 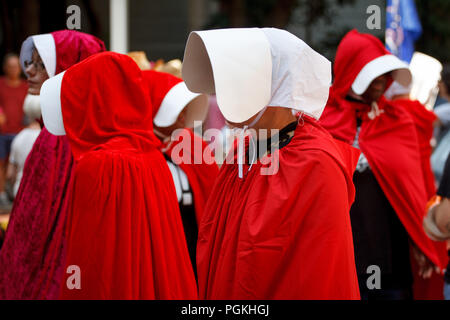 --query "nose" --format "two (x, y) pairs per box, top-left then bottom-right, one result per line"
(25, 64), (36, 78)
(374, 82), (386, 91)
